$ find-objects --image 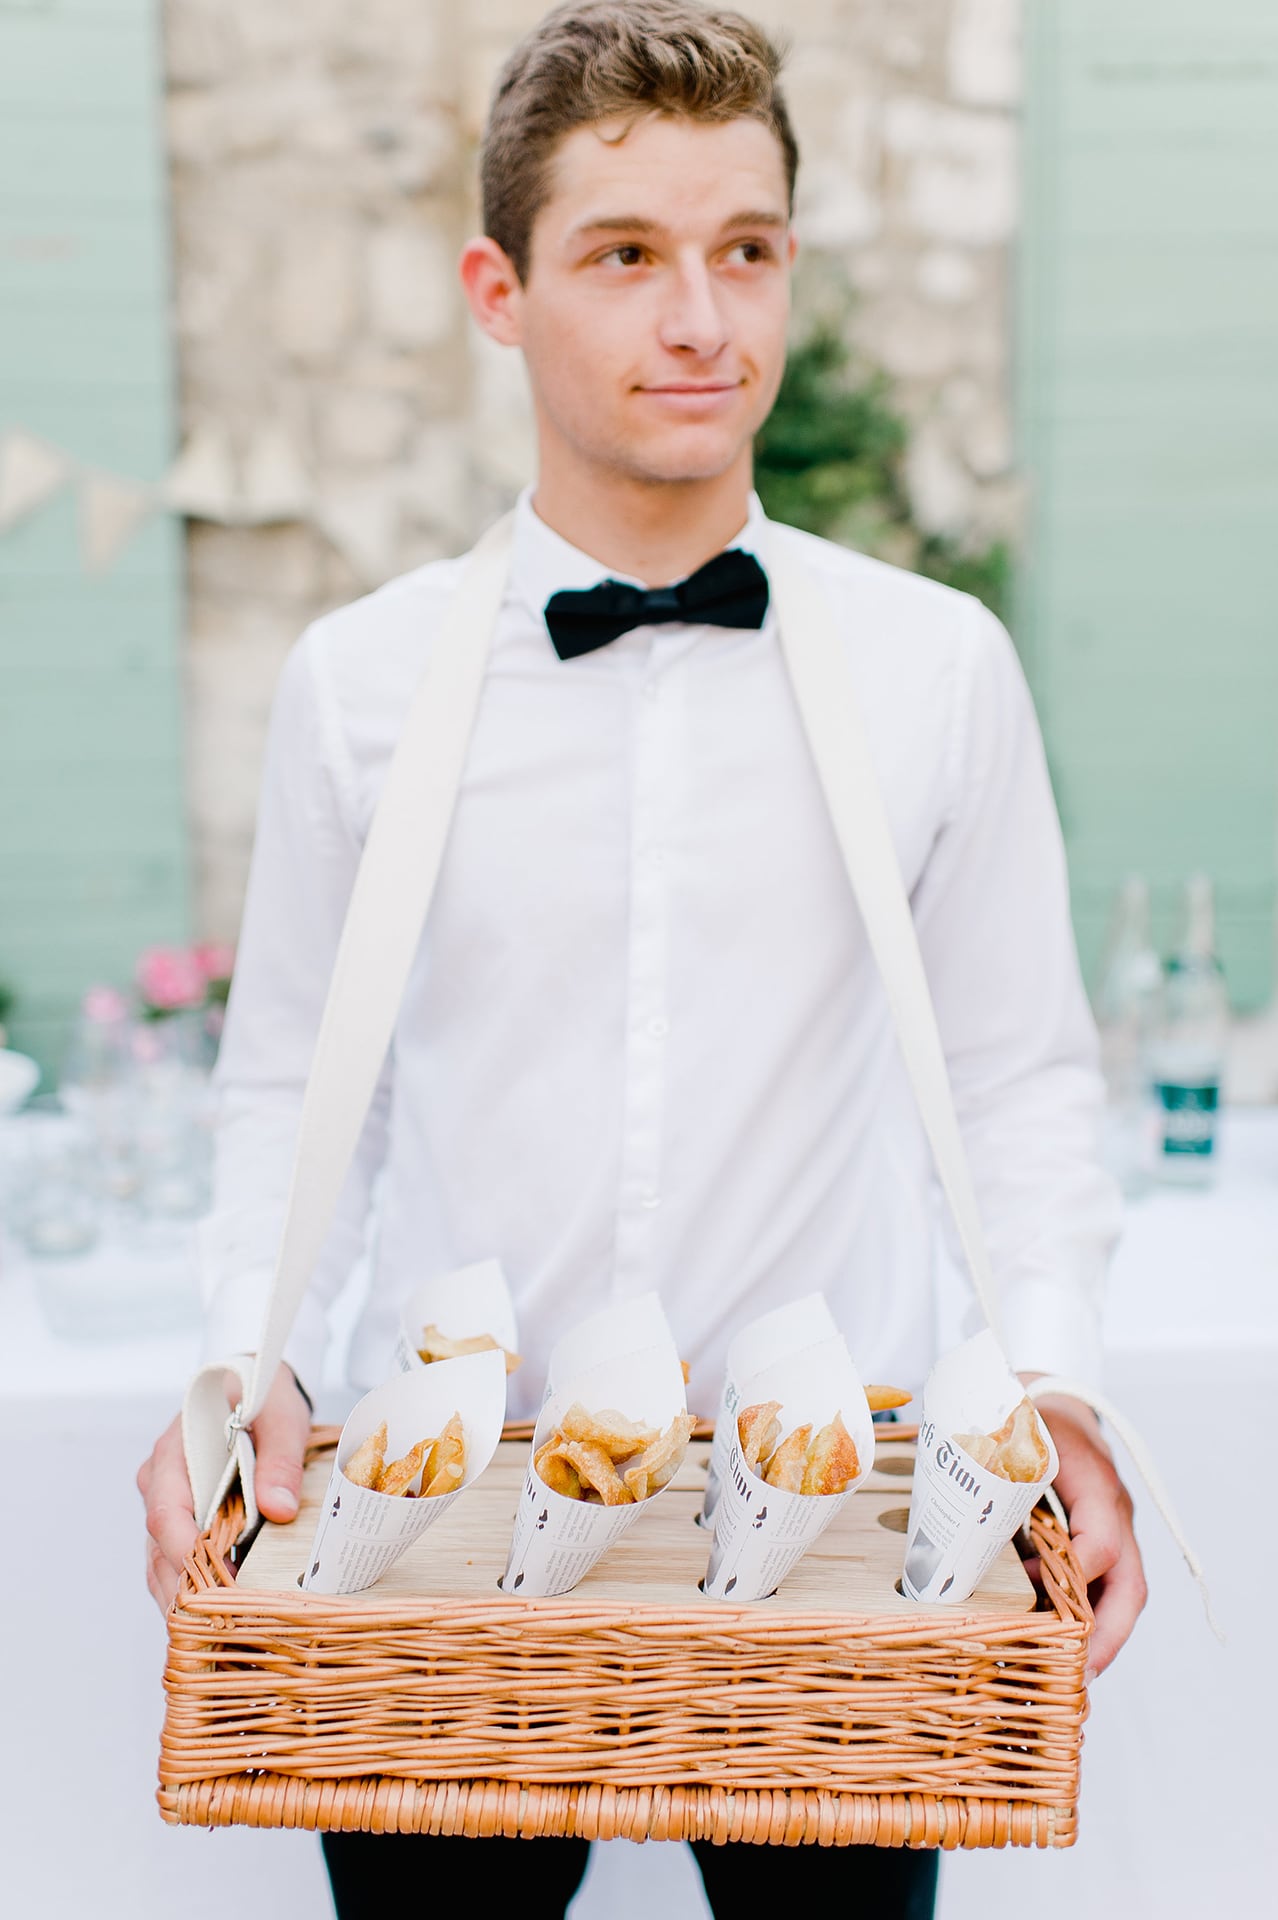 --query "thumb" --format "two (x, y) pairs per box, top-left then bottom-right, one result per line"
(251, 1366), (313, 1524)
